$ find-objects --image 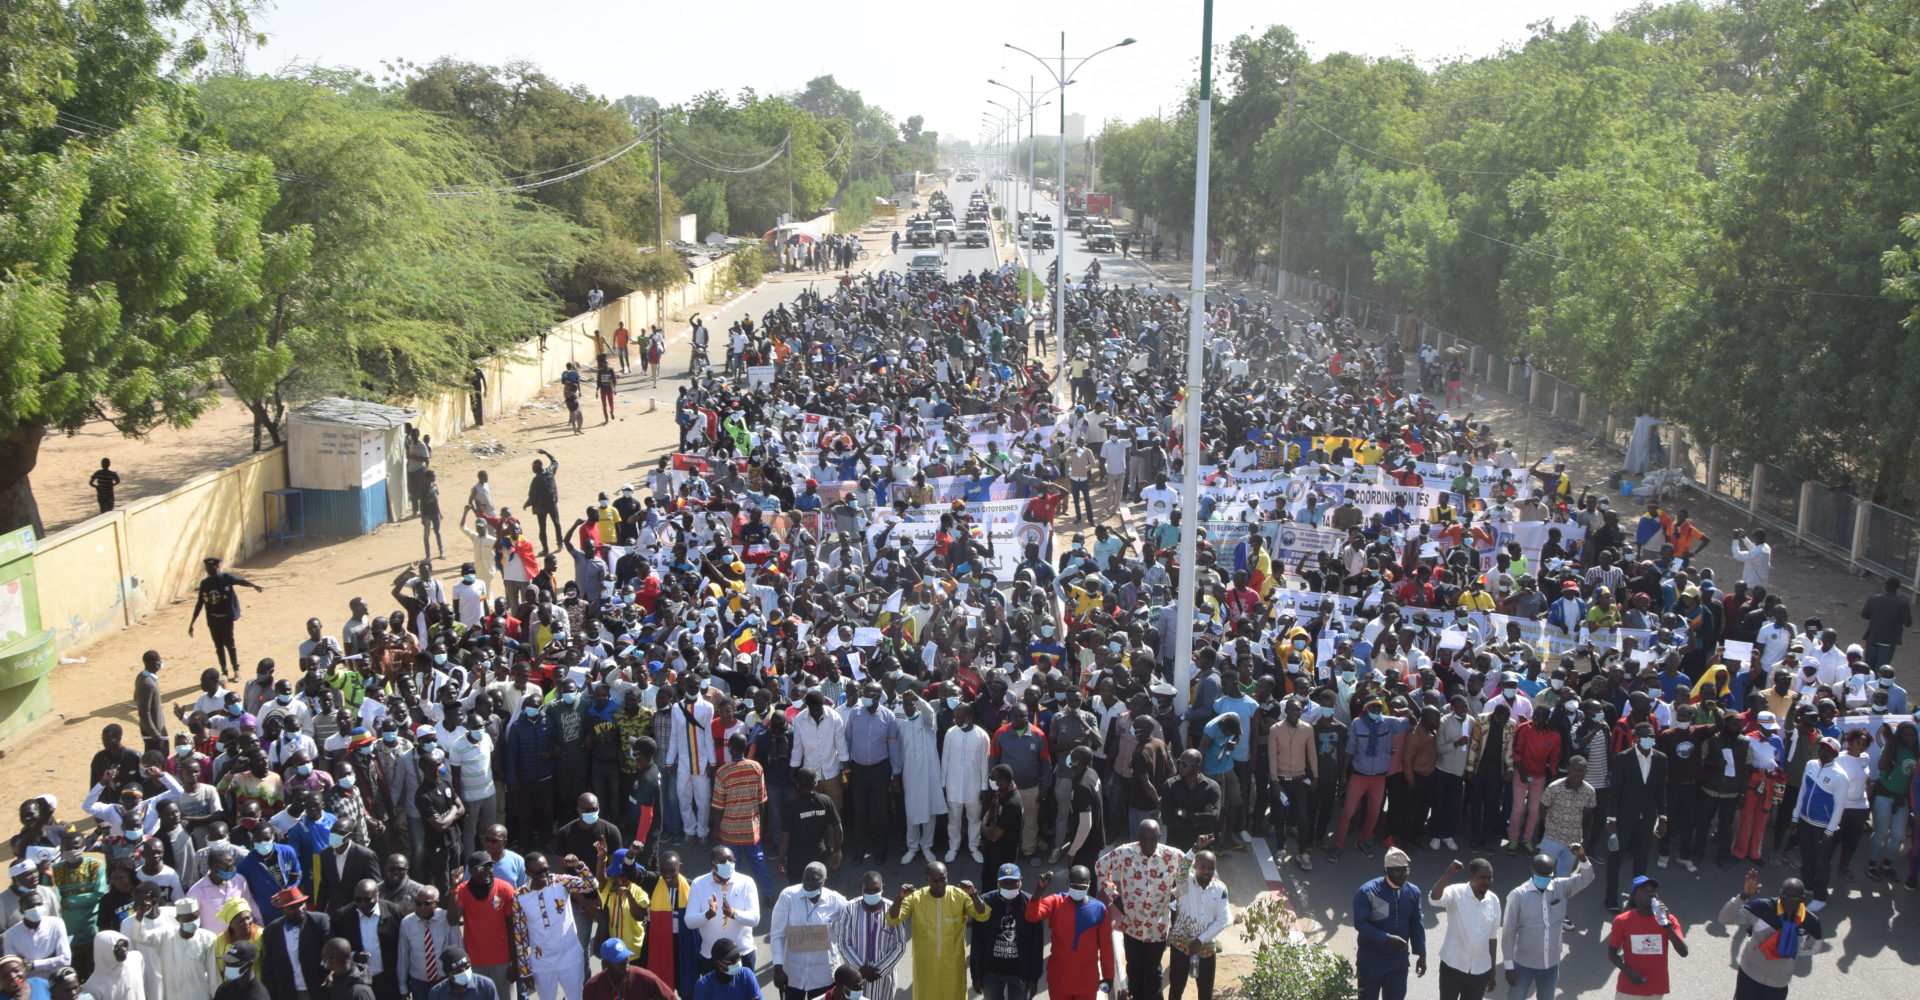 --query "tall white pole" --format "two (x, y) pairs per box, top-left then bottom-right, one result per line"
(1171, 0), (1214, 720)
(1054, 31), (1069, 402)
